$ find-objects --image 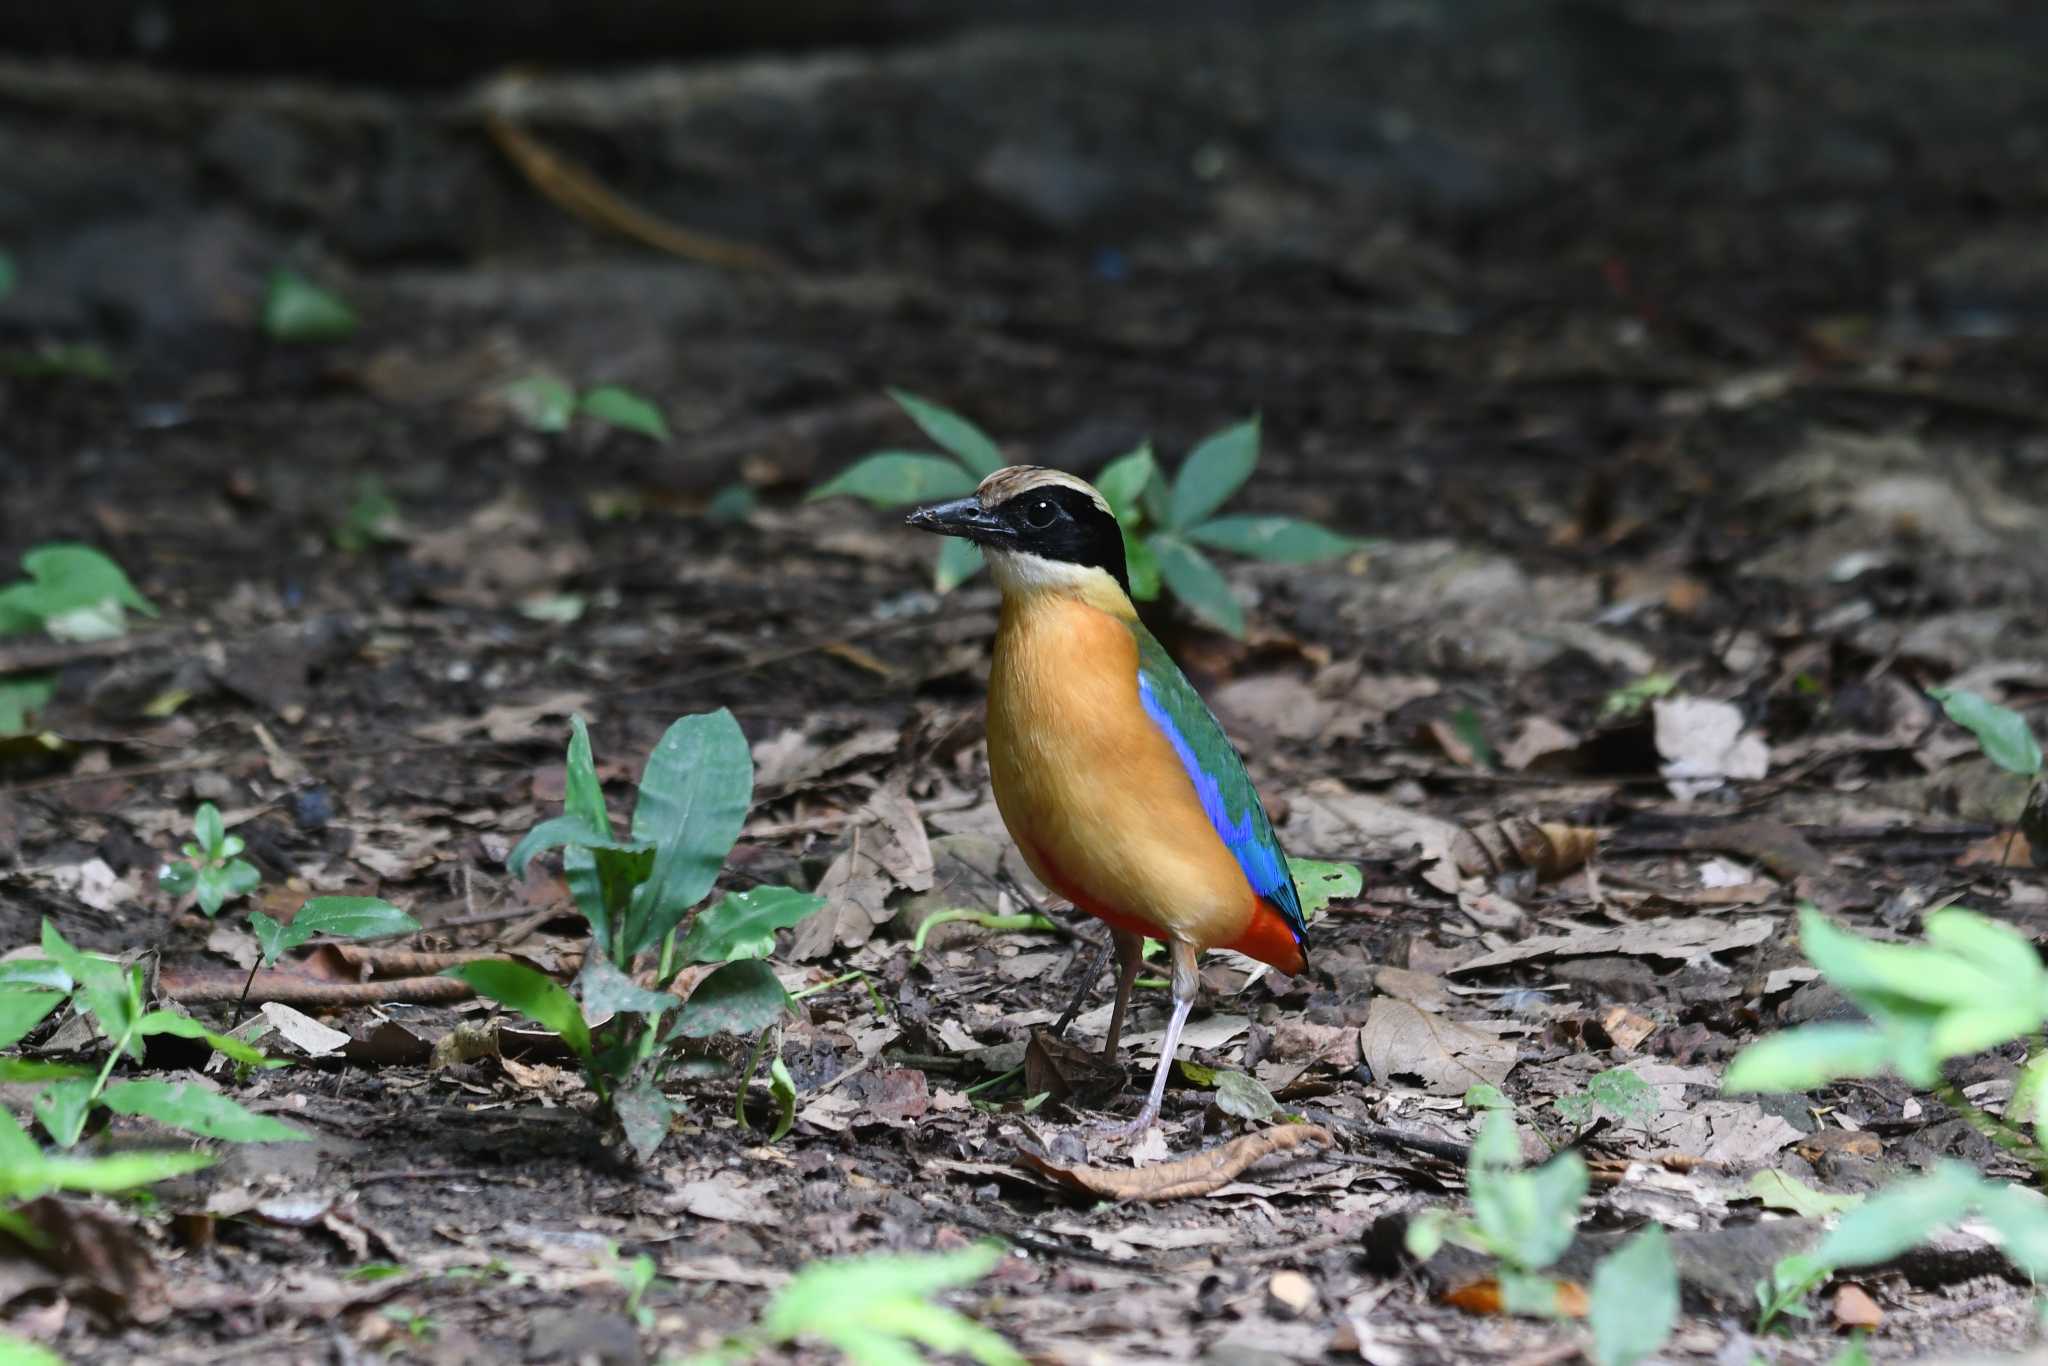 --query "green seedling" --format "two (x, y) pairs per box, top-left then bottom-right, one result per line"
(503, 374), (671, 443)
(1405, 1111), (1591, 1317)
(335, 476), (403, 552)
(1555, 1068), (1659, 1134)
(606, 1242), (661, 1330)
(2, 920), (303, 1150)
(1587, 1225), (1678, 1366)
(684, 1242), (1023, 1366)
(447, 712), (825, 1160)
(1599, 673), (1677, 721)
(242, 896), (419, 1007)
(262, 269), (356, 342)
(0, 544), (157, 643)
(159, 802), (261, 918)
(1929, 686), (2043, 865)
(811, 390), (1367, 637)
